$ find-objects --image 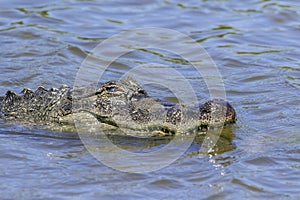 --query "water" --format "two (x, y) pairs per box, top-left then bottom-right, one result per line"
(1, 0), (300, 199)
